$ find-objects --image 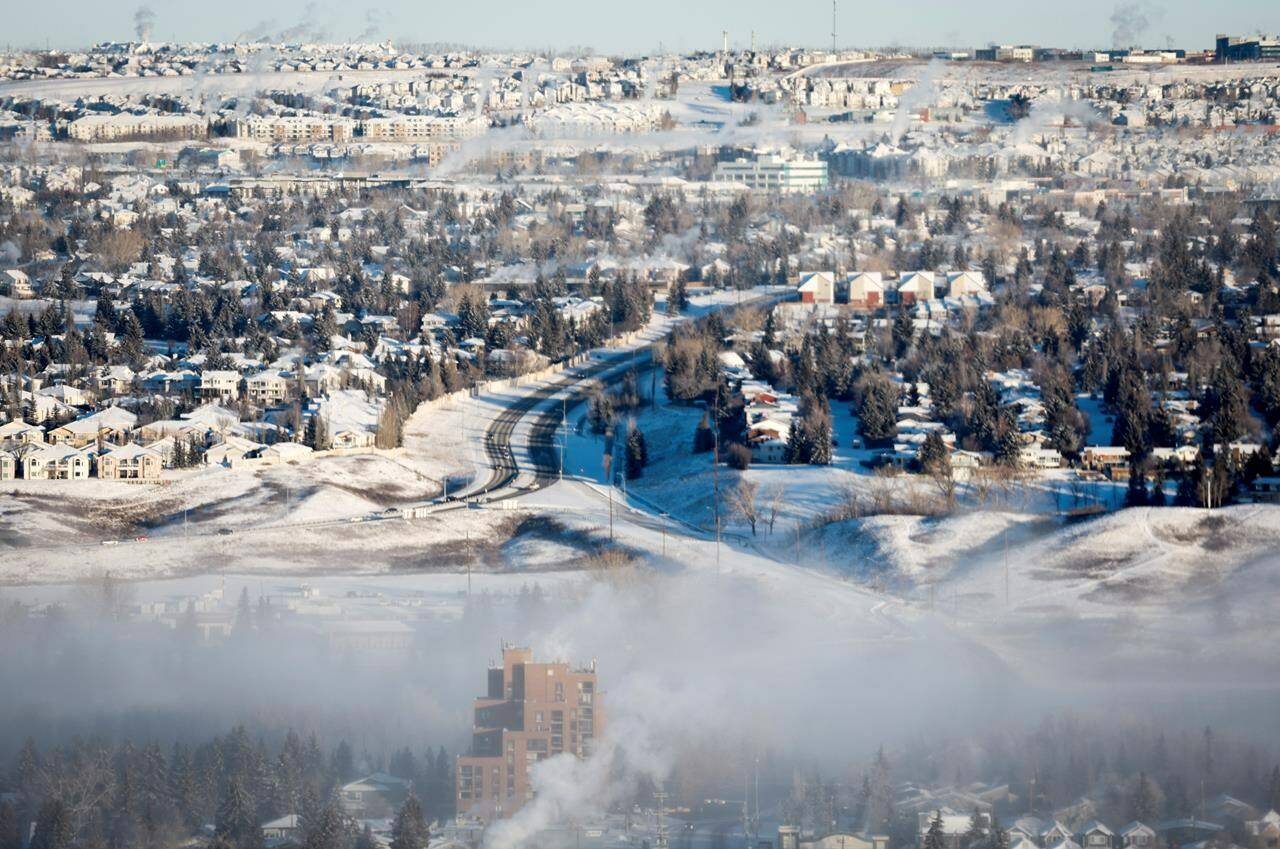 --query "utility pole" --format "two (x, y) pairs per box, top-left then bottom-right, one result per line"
(712, 393), (721, 572)
(560, 395), (566, 481)
(722, 30), (729, 54)
(1004, 526), (1010, 610)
